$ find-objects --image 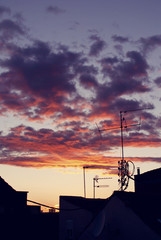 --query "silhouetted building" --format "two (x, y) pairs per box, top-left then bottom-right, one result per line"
(135, 167), (161, 194)
(0, 176), (59, 240)
(59, 191), (161, 240)
(0, 176), (28, 214)
(59, 196), (108, 240)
